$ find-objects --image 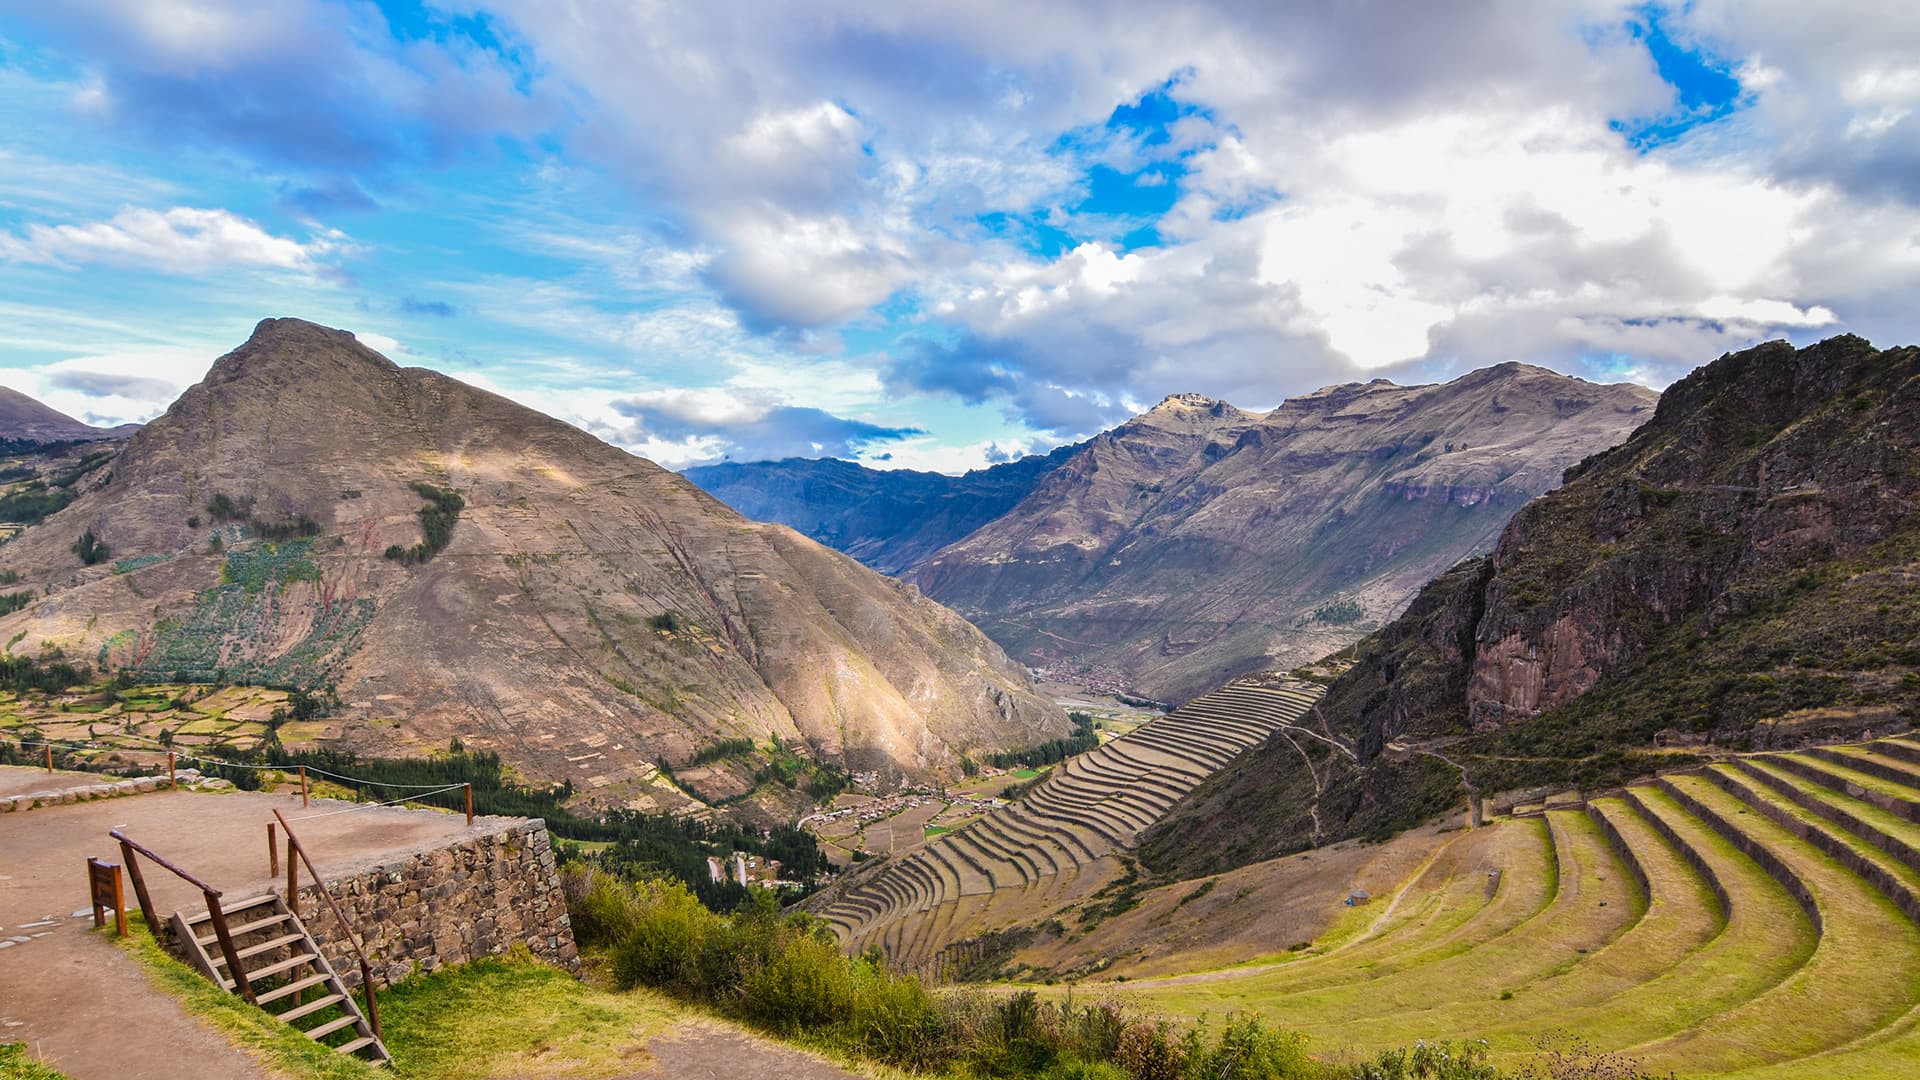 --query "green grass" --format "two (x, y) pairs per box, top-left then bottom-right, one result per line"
(1009, 768), (1042, 780)
(0, 1043), (71, 1080)
(1634, 774), (1920, 1072)
(378, 952), (684, 1079)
